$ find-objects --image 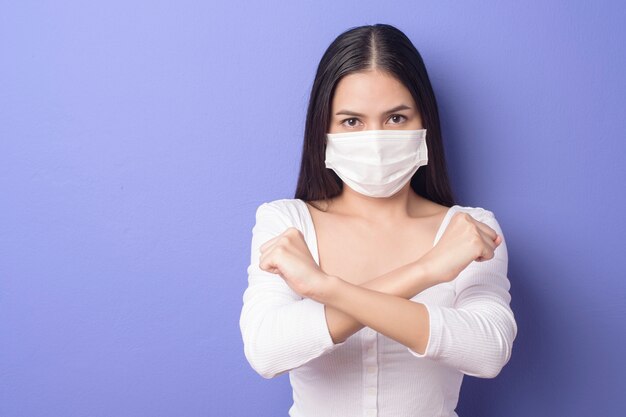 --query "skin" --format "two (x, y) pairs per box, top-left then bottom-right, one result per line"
(259, 68), (502, 354)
